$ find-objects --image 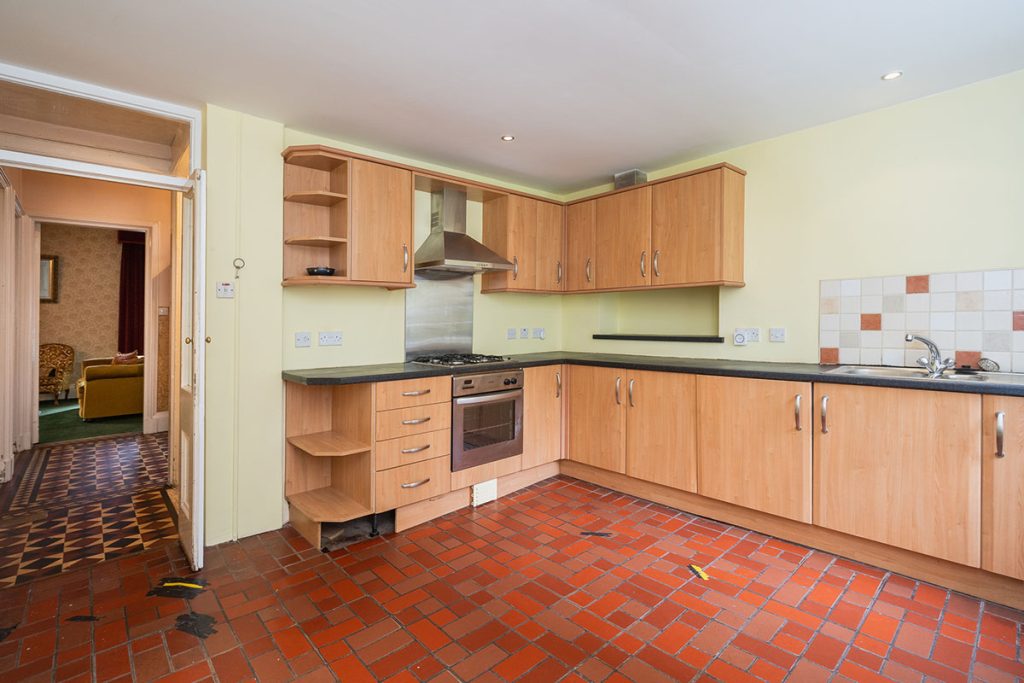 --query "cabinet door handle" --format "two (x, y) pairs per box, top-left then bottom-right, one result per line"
(402, 242), (409, 272)
(820, 395), (829, 434)
(512, 256), (519, 280)
(615, 377), (622, 405)
(401, 478), (431, 489)
(996, 411), (1006, 458)
(401, 417), (431, 425)
(653, 250), (661, 277)
(556, 260), (563, 285)
(795, 394), (803, 431)
(401, 389), (430, 397)
(401, 444), (431, 454)
(640, 251), (647, 278)
(555, 371), (561, 399)
(585, 257), (592, 283)
(628, 379), (635, 407)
